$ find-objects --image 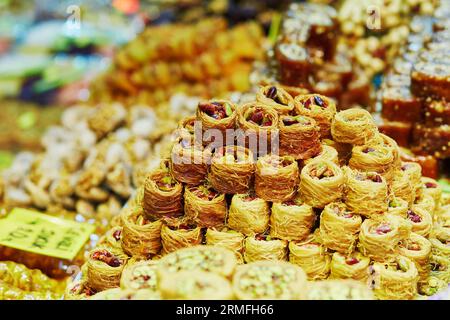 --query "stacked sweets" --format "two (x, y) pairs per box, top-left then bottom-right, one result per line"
(75, 87), (449, 300)
(90, 18), (264, 107)
(378, 1), (450, 158)
(254, 3), (372, 109)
